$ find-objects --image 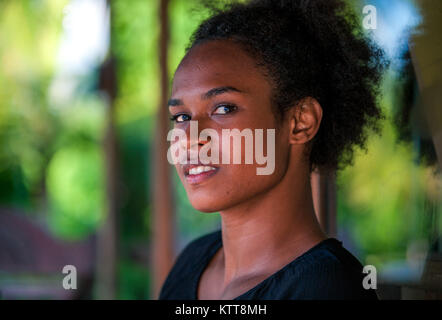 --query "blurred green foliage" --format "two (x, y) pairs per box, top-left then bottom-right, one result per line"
(0, 0), (67, 209)
(338, 92), (441, 266)
(46, 139), (104, 238)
